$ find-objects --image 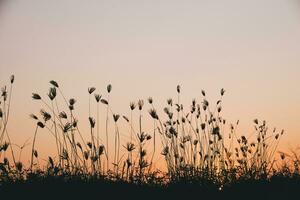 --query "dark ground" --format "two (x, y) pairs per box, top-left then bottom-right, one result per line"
(0, 175), (299, 200)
